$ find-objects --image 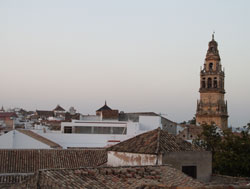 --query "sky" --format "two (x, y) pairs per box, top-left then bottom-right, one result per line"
(0, 0), (250, 127)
